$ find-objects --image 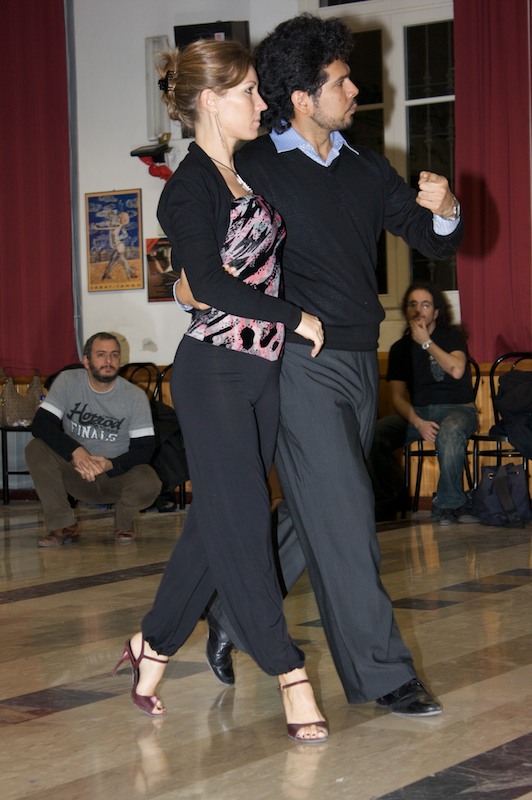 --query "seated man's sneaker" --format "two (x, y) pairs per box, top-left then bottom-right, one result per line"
(376, 677), (442, 716)
(114, 527), (136, 544)
(438, 508), (458, 526)
(38, 524), (79, 547)
(456, 492), (479, 524)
